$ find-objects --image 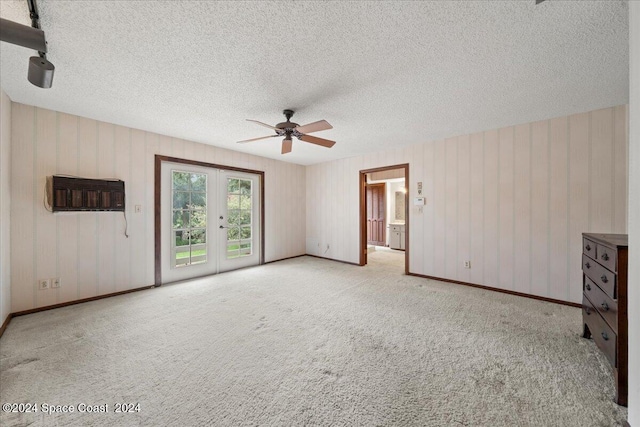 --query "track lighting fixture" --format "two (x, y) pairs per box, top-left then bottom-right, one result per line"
(0, 0), (54, 88)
